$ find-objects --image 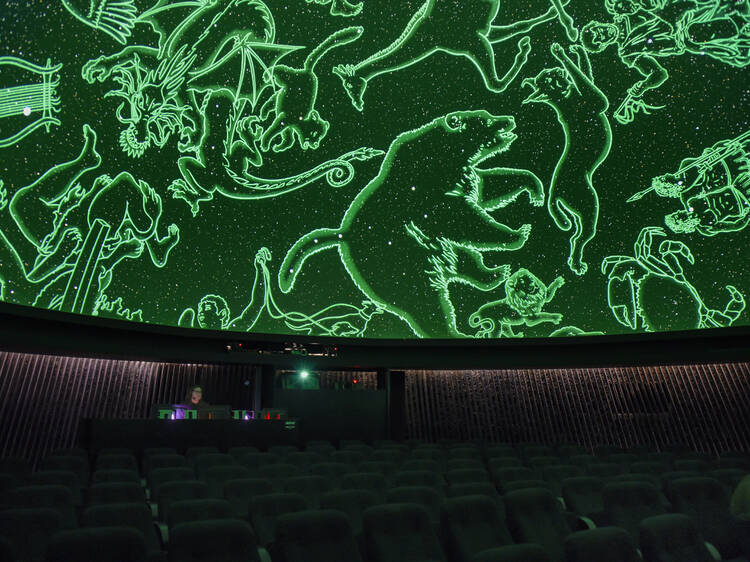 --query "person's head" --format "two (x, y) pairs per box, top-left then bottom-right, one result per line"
(196, 294), (230, 329)
(665, 210), (699, 233)
(581, 21), (618, 53)
(189, 385), (203, 405)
